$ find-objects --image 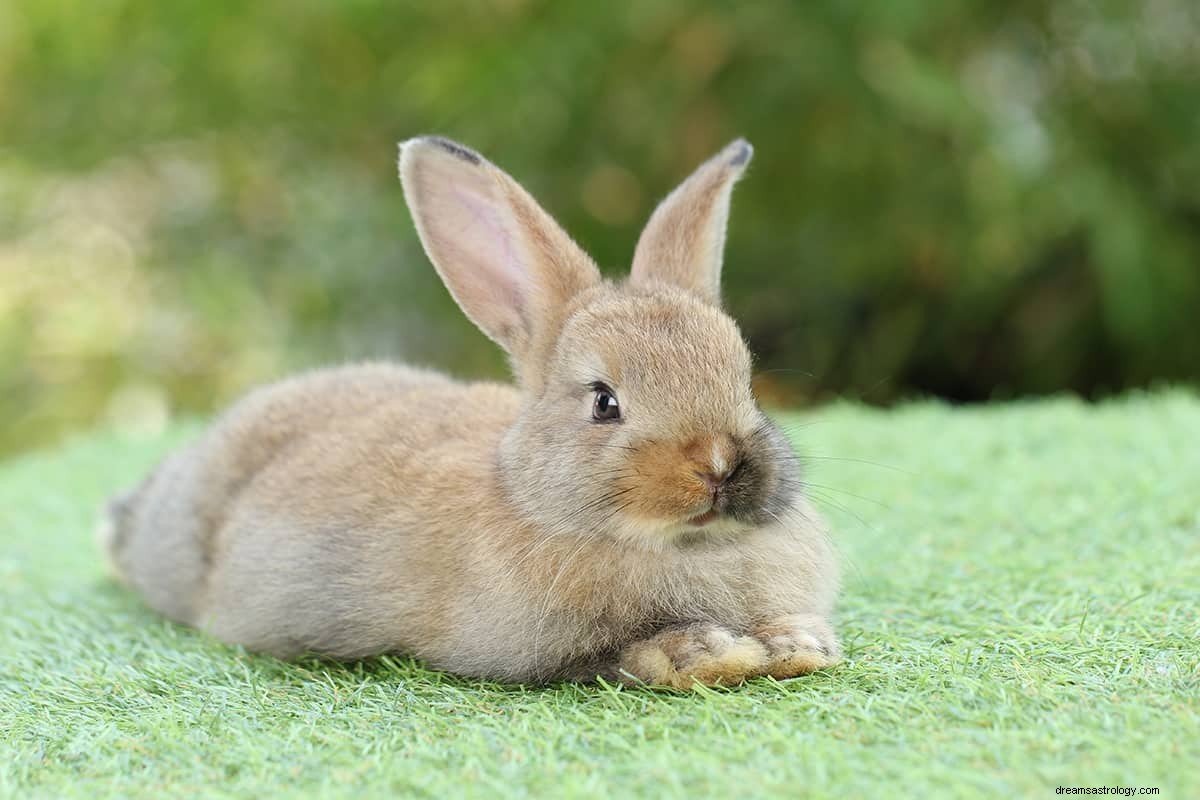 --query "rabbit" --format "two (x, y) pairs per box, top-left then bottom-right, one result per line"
(99, 135), (841, 688)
